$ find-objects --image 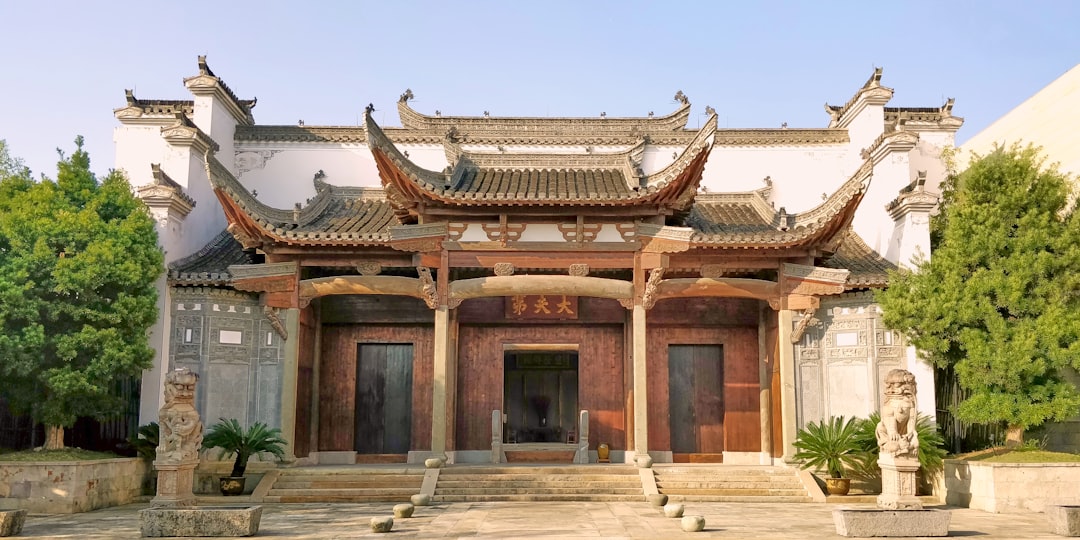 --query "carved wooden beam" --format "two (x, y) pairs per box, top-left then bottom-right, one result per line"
(790, 306), (820, 343)
(641, 268), (665, 310)
(449, 275), (632, 301)
(298, 275), (427, 305)
(263, 306), (288, 340)
(655, 277), (778, 301)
